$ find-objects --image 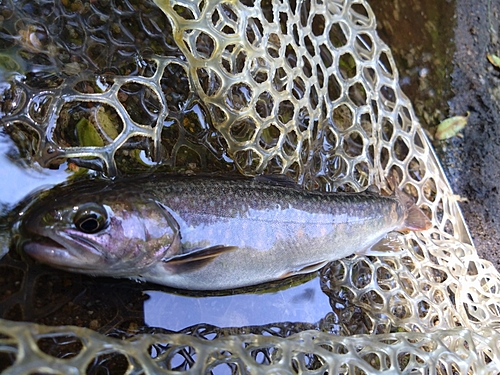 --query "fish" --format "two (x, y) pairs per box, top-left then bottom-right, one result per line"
(17, 175), (431, 291)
